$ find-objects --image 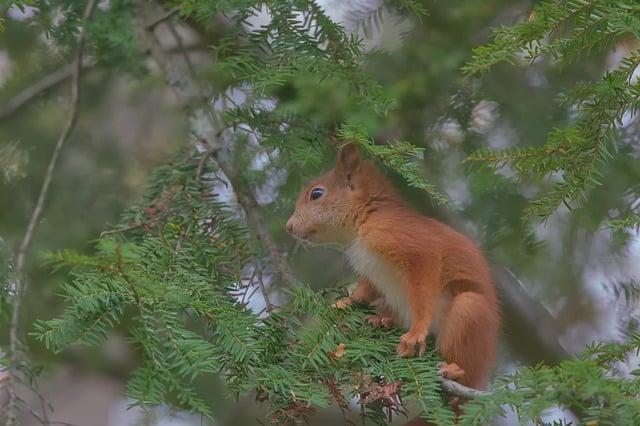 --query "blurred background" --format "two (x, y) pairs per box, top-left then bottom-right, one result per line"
(1, 0), (639, 424)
